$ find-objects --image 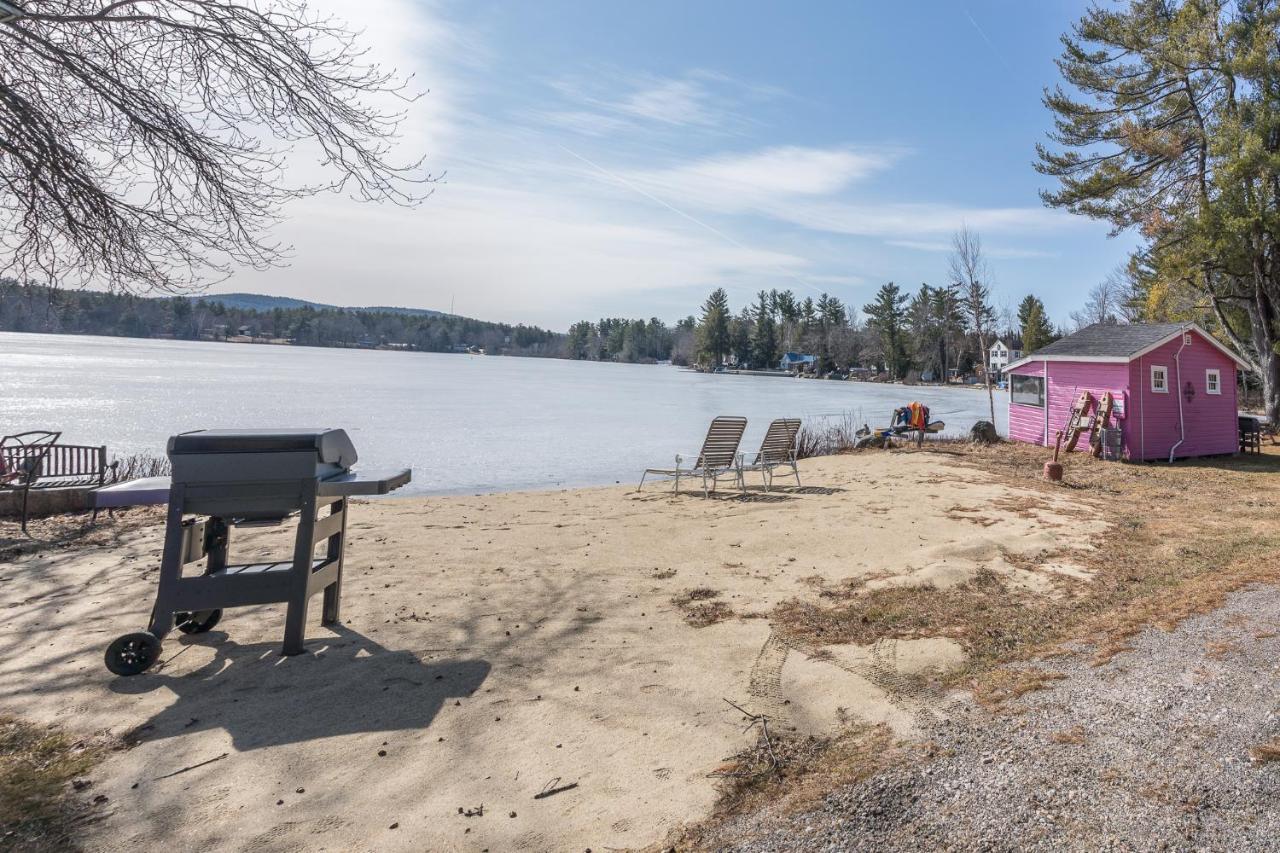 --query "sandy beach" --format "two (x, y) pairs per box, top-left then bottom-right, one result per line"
(0, 450), (1111, 852)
